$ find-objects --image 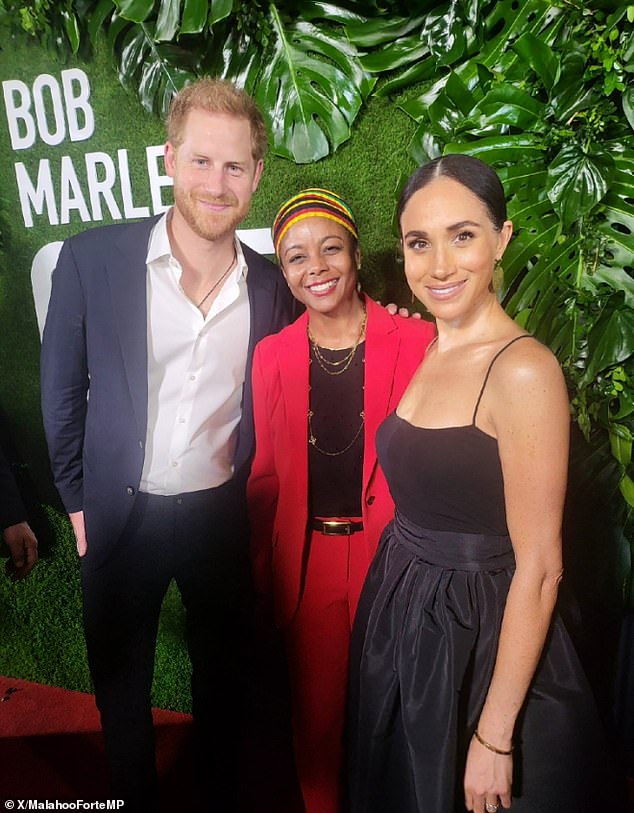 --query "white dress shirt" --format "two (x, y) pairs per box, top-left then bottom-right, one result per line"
(140, 212), (250, 495)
